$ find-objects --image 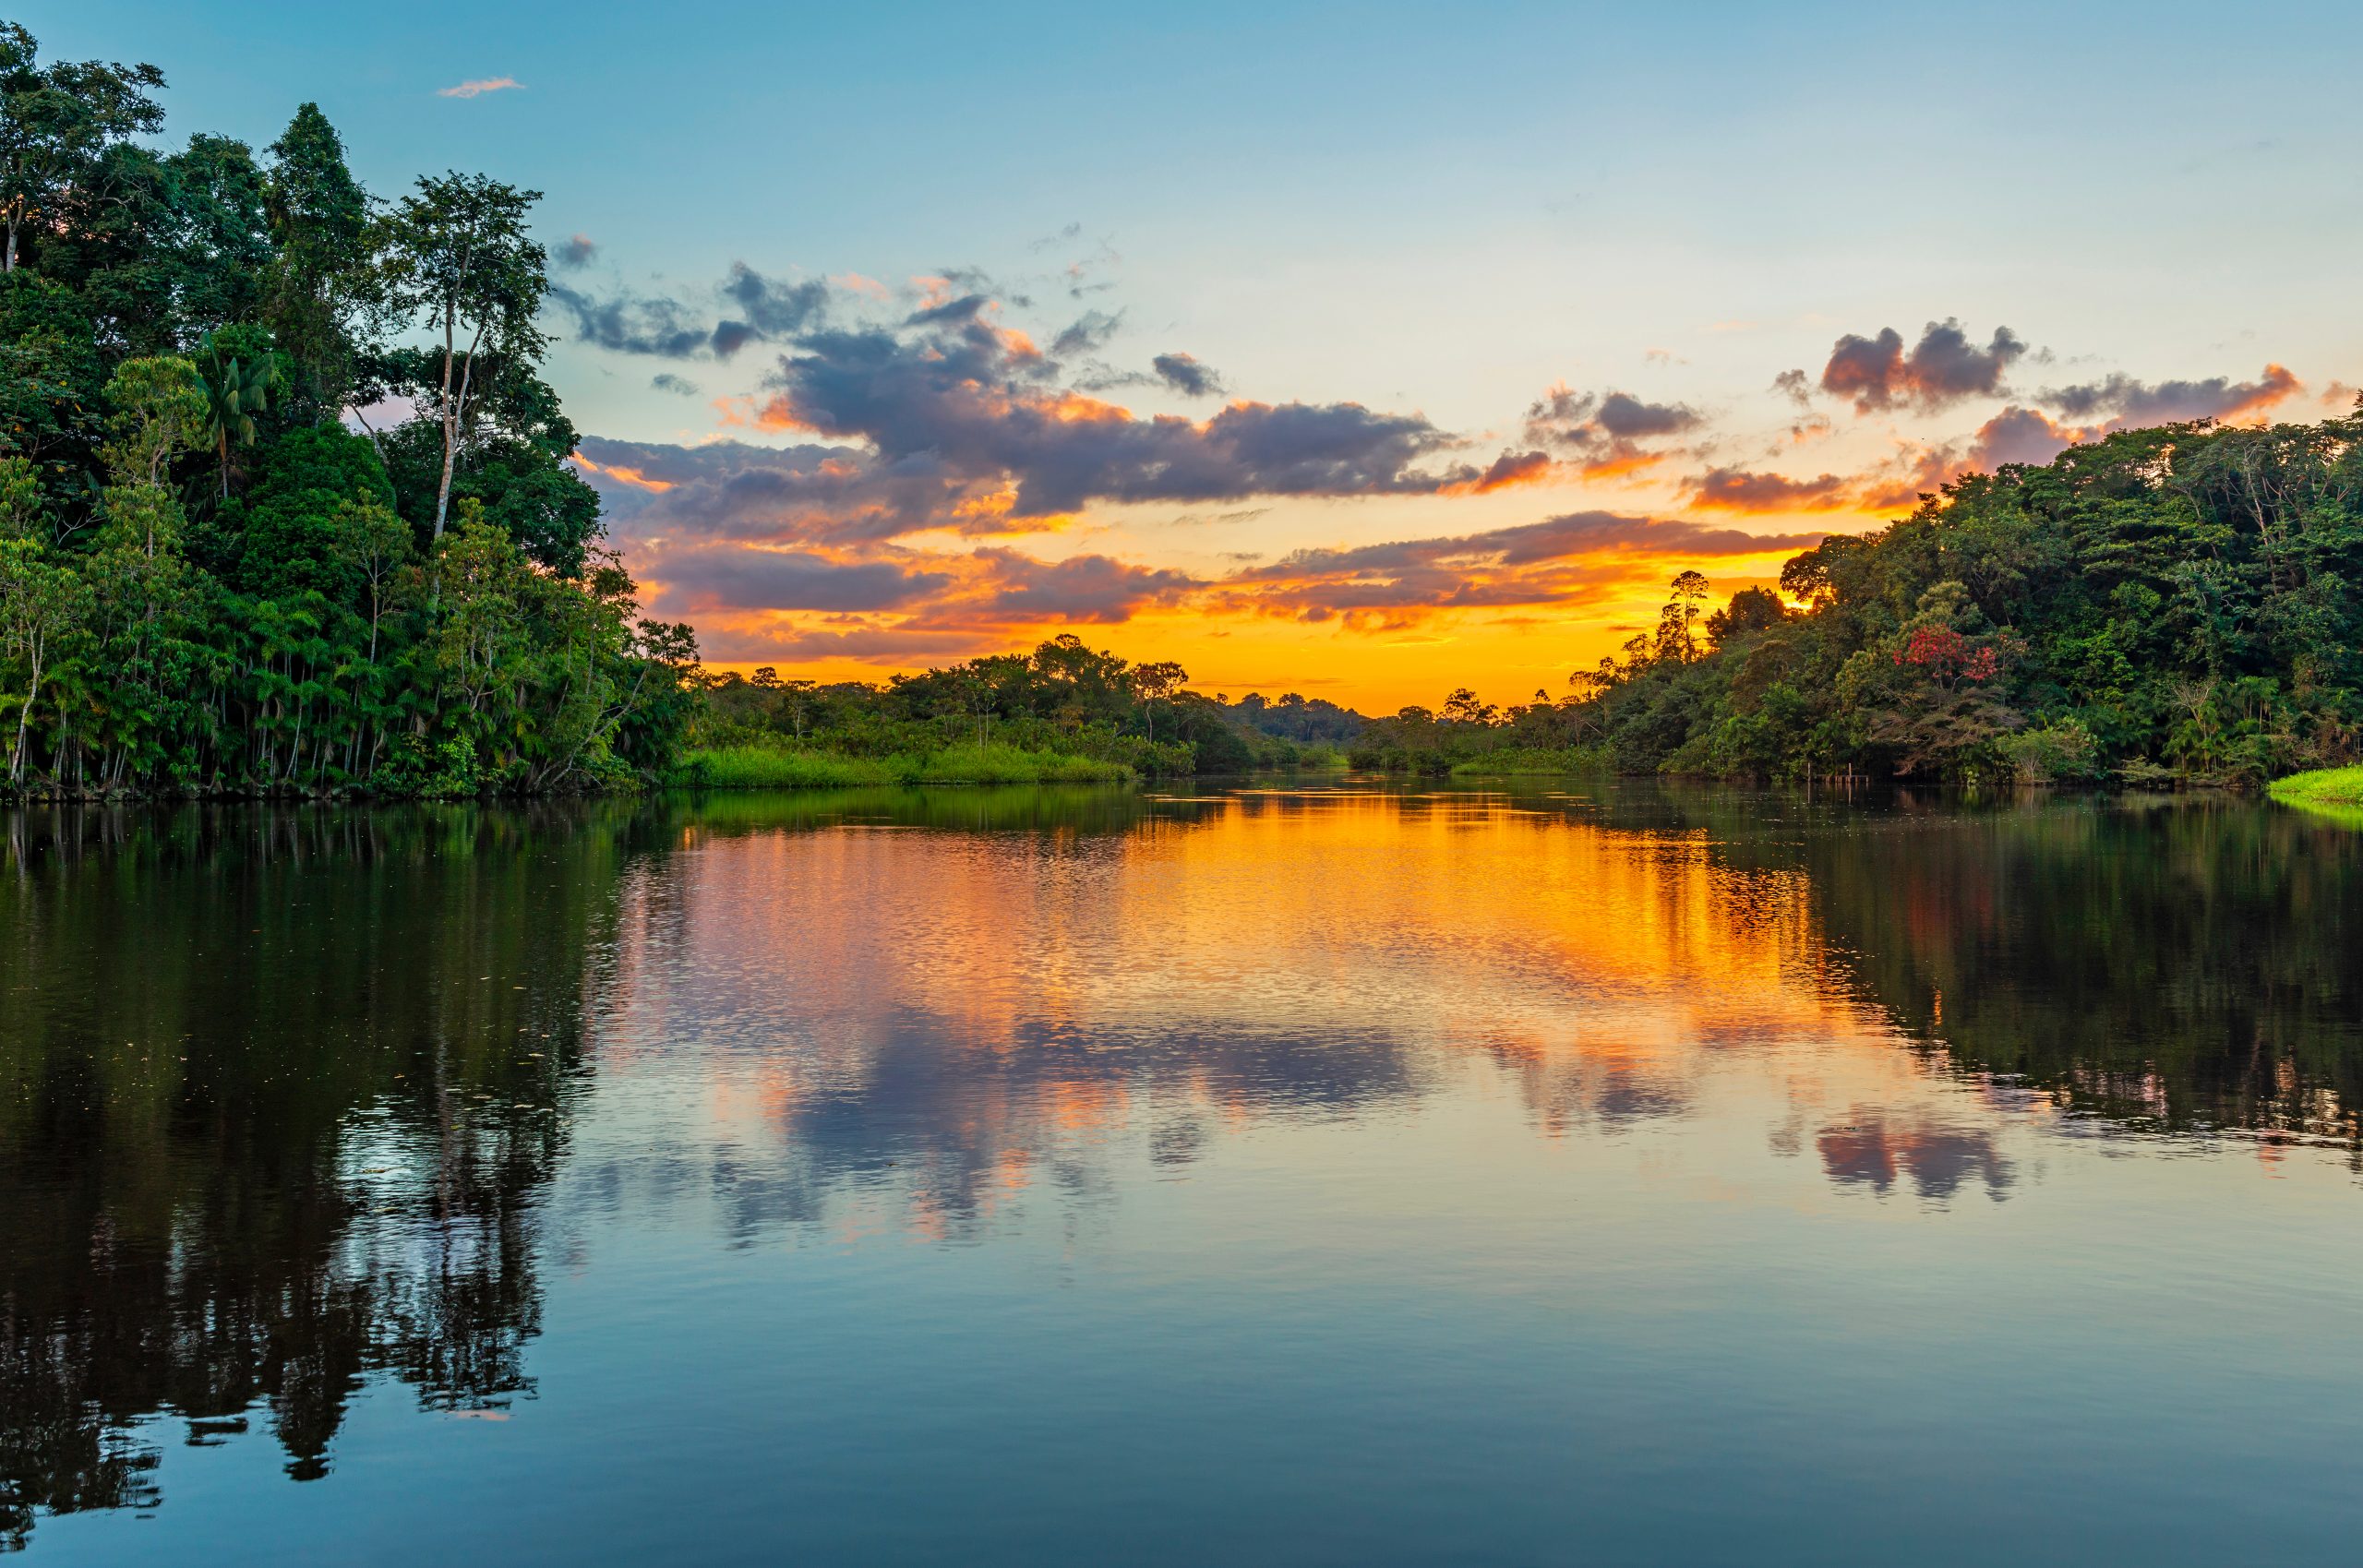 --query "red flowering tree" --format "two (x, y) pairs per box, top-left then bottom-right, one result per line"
(1894, 628), (2002, 690)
